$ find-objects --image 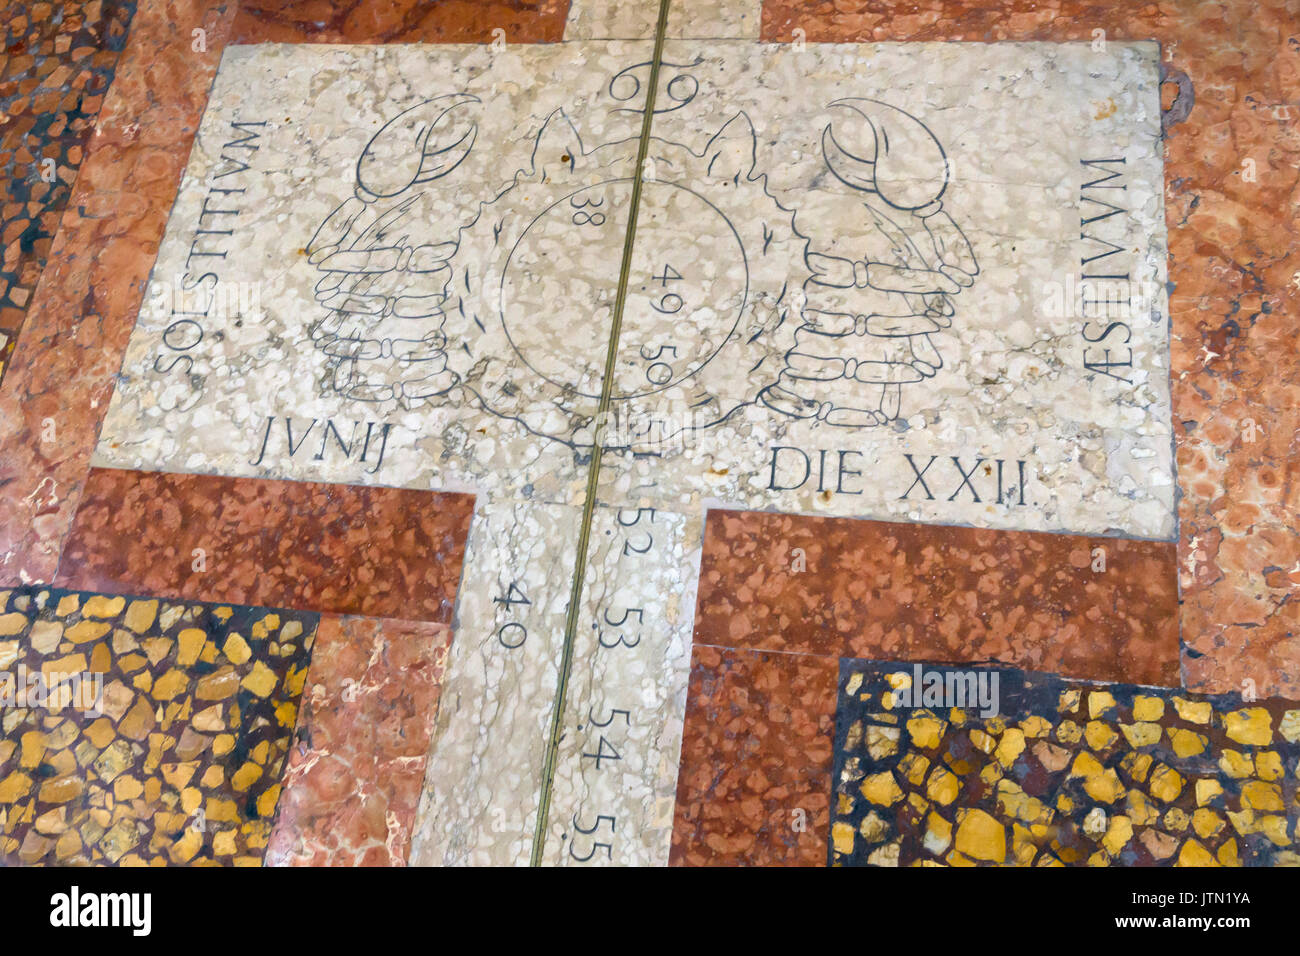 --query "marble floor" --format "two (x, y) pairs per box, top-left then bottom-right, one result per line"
(0, 0), (1296, 867)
